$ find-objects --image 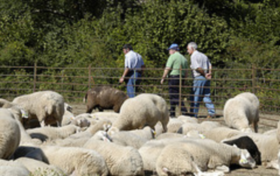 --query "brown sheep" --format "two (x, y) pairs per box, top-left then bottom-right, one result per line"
(84, 86), (128, 113)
